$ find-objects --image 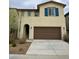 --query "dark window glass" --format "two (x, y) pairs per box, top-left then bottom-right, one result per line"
(45, 8), (48, 16)
(35, 11), (39, 16)
(21, 12), (24, 16)
(28, 11), (31, 16)
(44, 7), (59, 16)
